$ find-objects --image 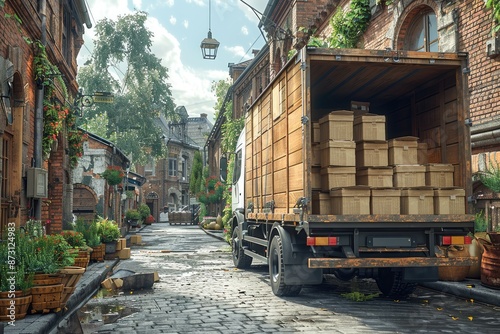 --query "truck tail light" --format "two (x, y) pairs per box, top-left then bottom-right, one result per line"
(442, 235), (472, 245)
(307, 236), (338, 246)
